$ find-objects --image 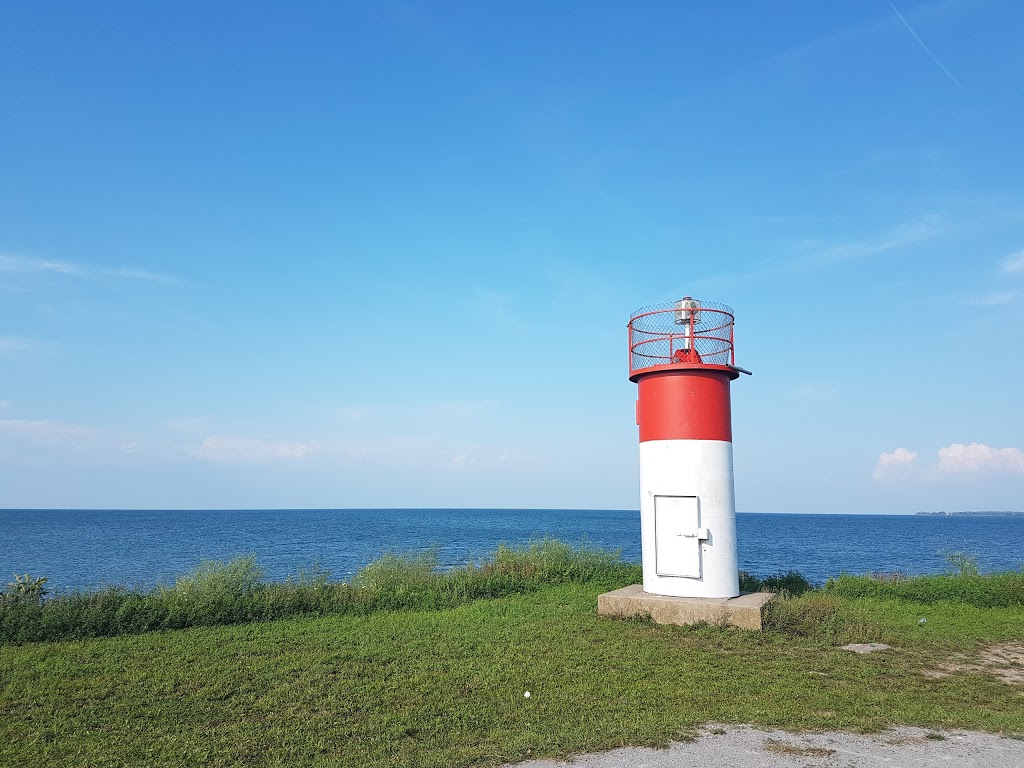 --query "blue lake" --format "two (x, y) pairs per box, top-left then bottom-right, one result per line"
(1, 508), (1021, 592)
